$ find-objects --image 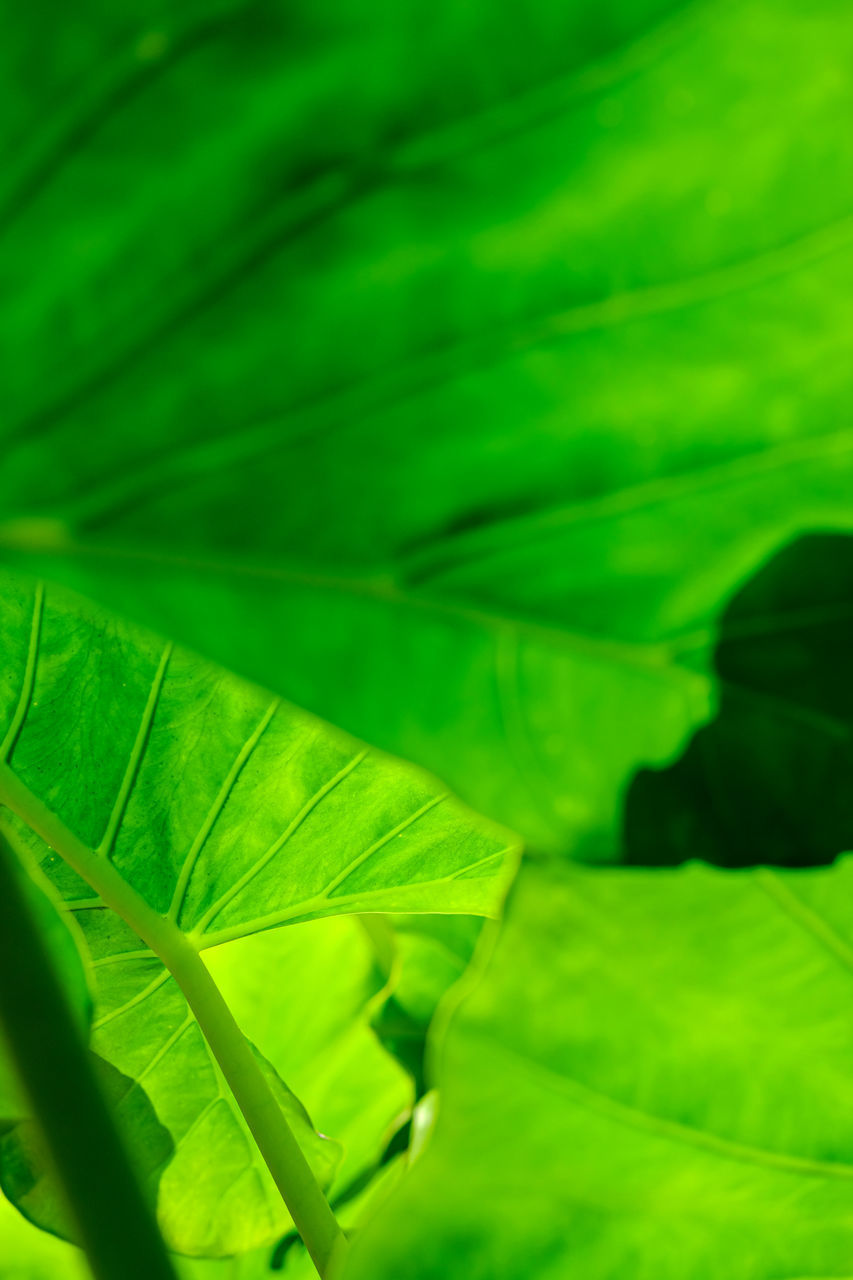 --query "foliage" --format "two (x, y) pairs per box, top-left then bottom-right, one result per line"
(347, 857), (853, 1279)
(1, 1), (853, 1278)
(0, 576), (513, 1260)
(0, 854), (90, 1116)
